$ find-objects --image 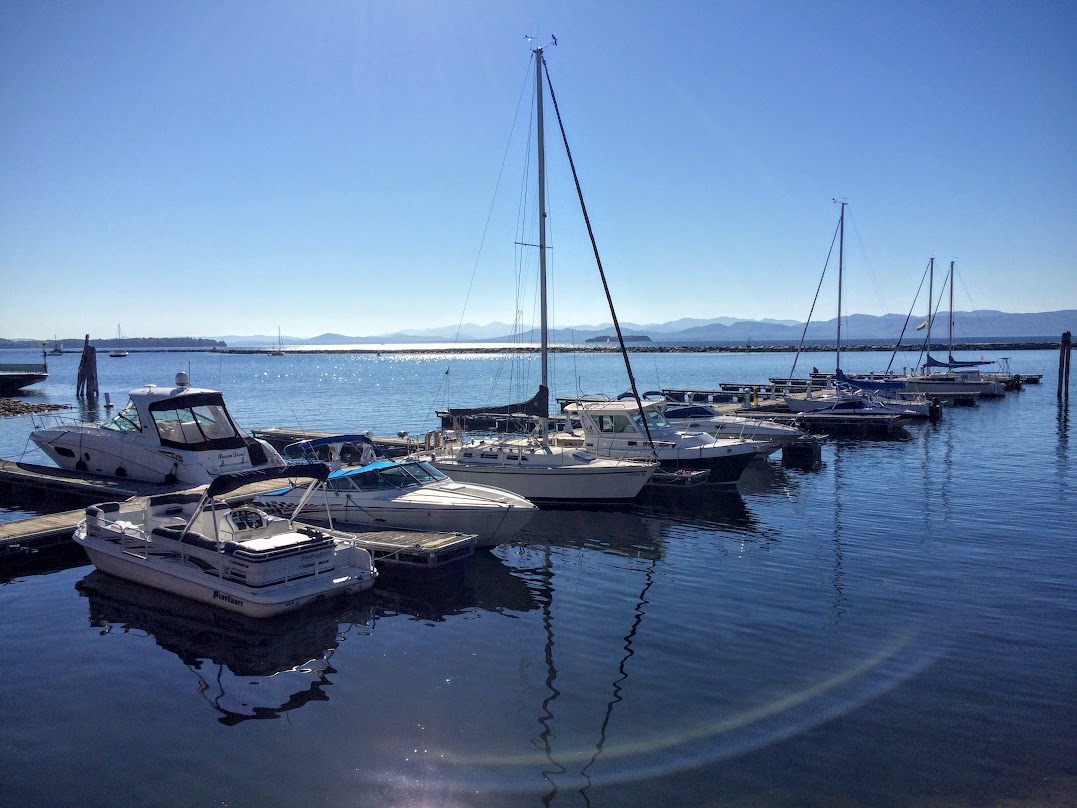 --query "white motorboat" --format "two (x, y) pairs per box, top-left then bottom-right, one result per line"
(637, 395), (807, 456)
(74, 463), (378, 618)
(417, 43), (658, 502)
(30, 371), (286, 484)
(253, 435), (537, 547)
(553, 399), (760, 485)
